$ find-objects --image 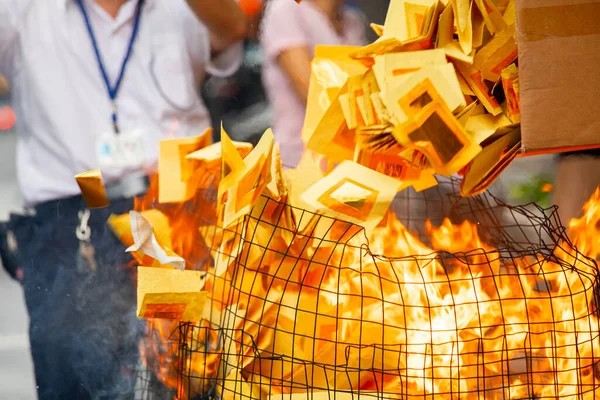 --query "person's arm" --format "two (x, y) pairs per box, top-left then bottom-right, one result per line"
(260, 0), (311, 104)
(185, 0), (248, 55)
(276, 47), (312, 104)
